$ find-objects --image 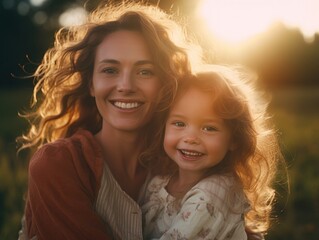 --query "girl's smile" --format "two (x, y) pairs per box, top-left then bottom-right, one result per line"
(164, 87), (235, 175)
